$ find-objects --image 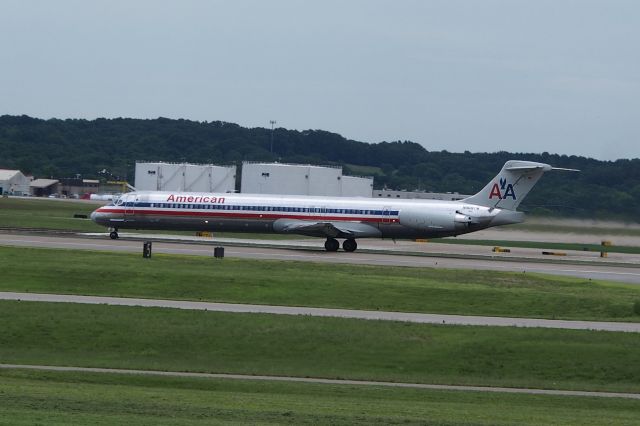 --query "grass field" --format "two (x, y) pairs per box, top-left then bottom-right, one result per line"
(2, 246), (640, 322)
(0, 197), (104, 231)
(2, 300), (640, 393)
(4, 199), (640, 423)
(1, 369), (638, 425)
